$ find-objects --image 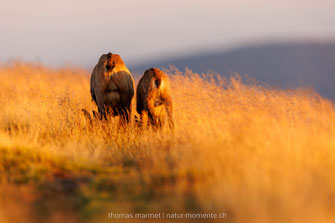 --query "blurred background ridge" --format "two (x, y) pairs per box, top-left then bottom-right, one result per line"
(130, 41), (335, 100)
